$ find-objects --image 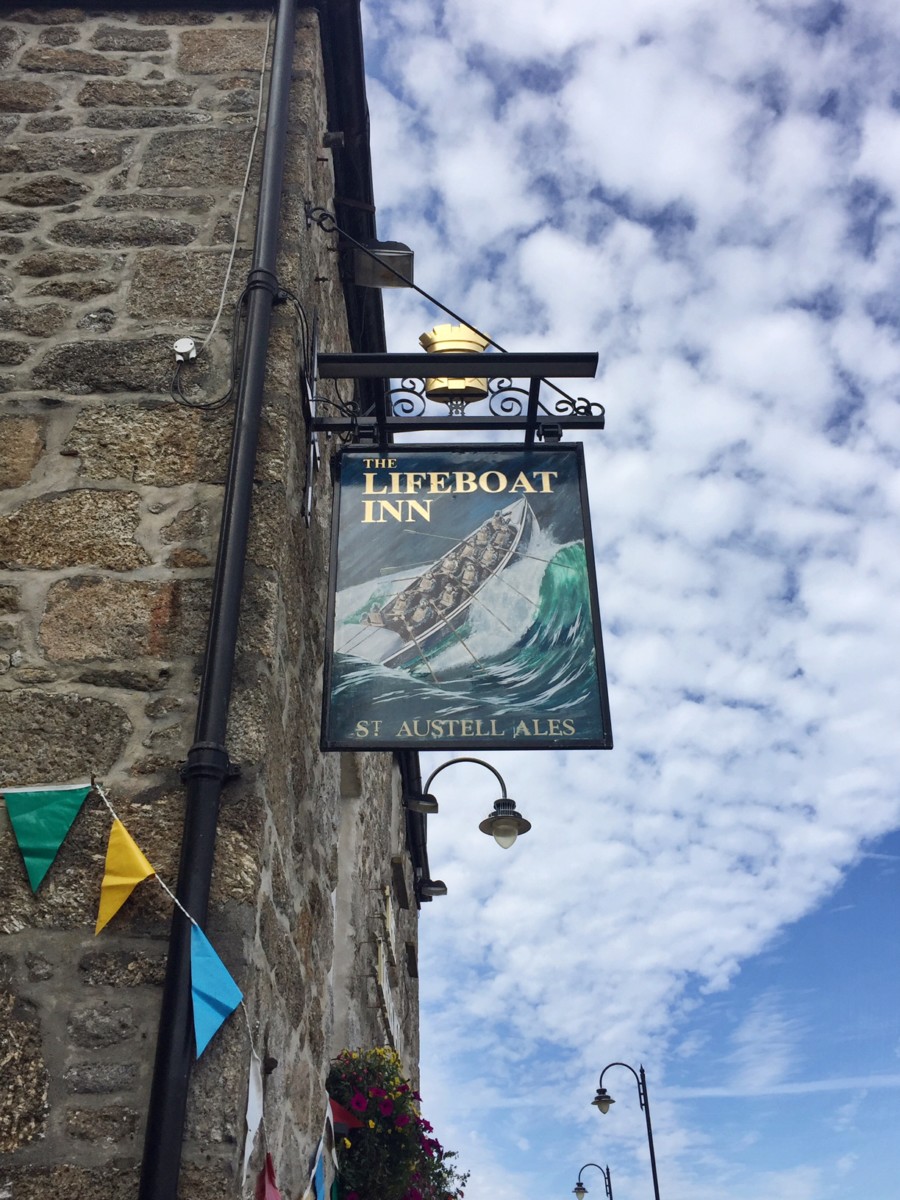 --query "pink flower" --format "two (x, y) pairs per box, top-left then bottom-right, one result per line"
(396, 1114), (411, 1127)
(379, 1098), (394, 1116)
(369, 1086), (387, 1097)
(350, 1093), (367, 1112)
